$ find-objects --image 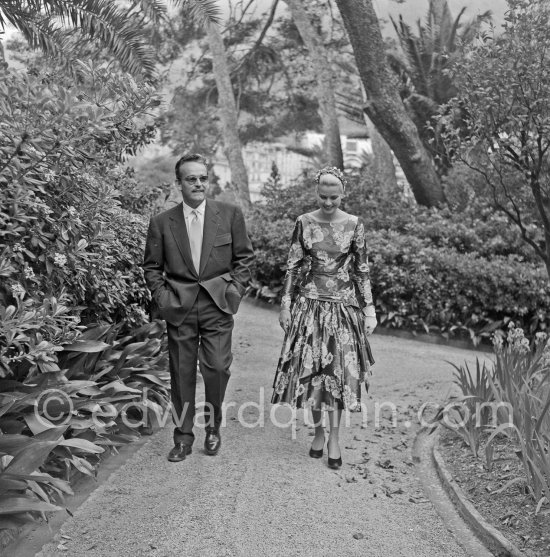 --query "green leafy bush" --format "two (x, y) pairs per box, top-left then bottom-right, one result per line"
(0, 62), (170, 529)
(369, 230), (550, 343)
(484, 328), (550, 507)
(0, 320), (169, 526)
(452, 323), (550, 513)
(449, 326), (550, 509)
(0, 63), (161, 378)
